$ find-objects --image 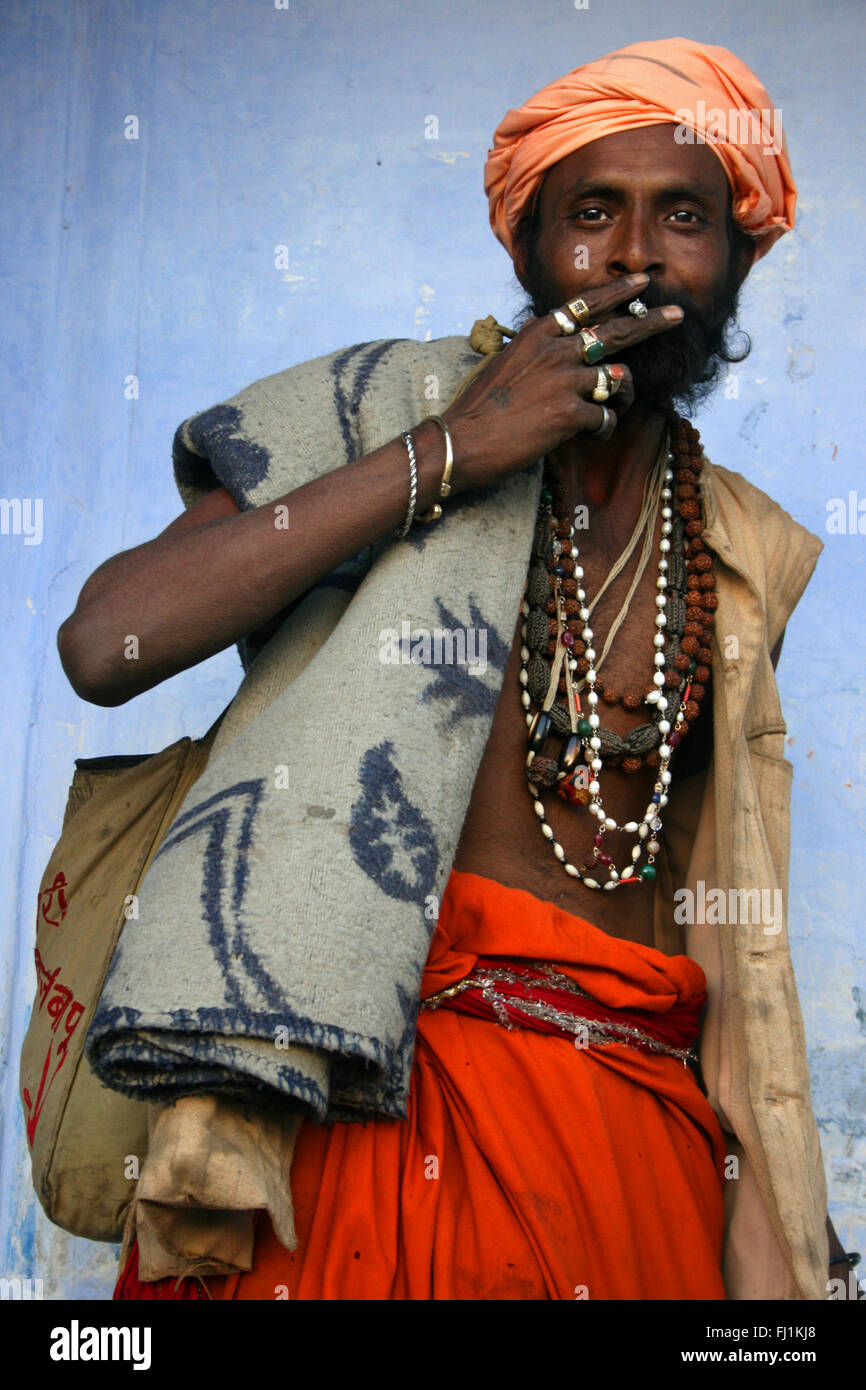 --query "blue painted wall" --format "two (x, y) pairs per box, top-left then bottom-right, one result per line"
(1, 0), (863, 1298)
